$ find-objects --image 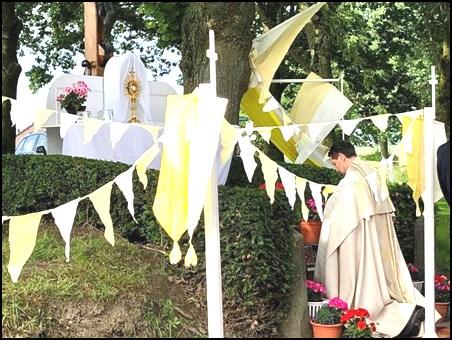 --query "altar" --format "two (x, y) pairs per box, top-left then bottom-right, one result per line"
(42, 54), (233, 185)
